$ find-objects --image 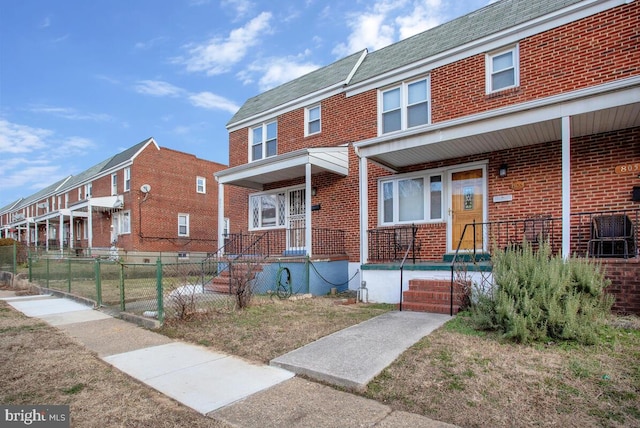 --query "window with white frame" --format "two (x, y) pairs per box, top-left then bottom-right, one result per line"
(487, 45), (519, 93)
(305, 105), (321, 136)
(196, 176), (206, 194)
(111, 173), (118, 195)
(178, 213), (189, 237)
(380, 173), (442, 225)
(121, 211), (131, 234)
(124, 168), (131, 192)
(85, 183), (92, 199)
(250, 121), (277, 161)
(78, 188), (82, 200)
(249, 192), (286, 230)
(380, 76), (430, 135)
(112, 211), (131, 235)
